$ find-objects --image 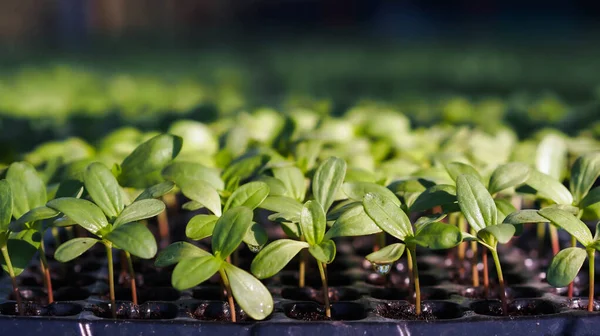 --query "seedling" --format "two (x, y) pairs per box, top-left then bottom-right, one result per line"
(361, 191), (462, 315)
(48, 162), (162, 316)
(155, 206), (273, 322)
(537, 208), (599, 311)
